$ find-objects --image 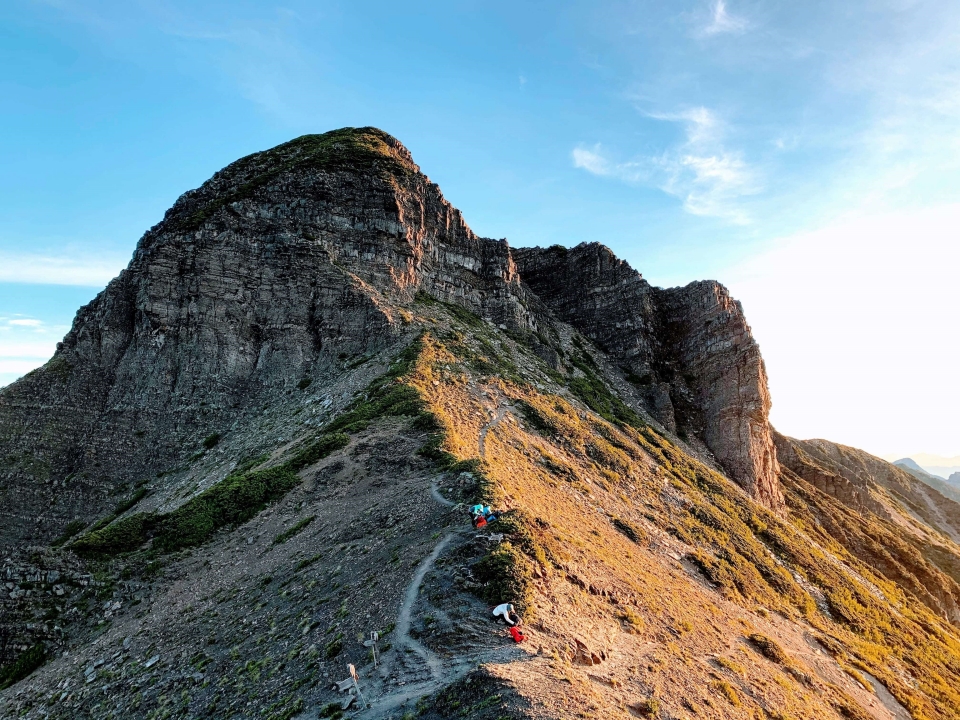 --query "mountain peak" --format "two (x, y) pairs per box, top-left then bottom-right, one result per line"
(159, 126), (419, 234)
(4, 130), (960, 720)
